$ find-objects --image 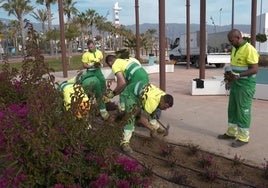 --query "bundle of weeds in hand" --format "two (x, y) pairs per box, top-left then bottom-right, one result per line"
(223, 70), (236, 90)
(93, 62), (101, 68)
(0, 20), (152, 187)
(224, 71), (236, 83)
